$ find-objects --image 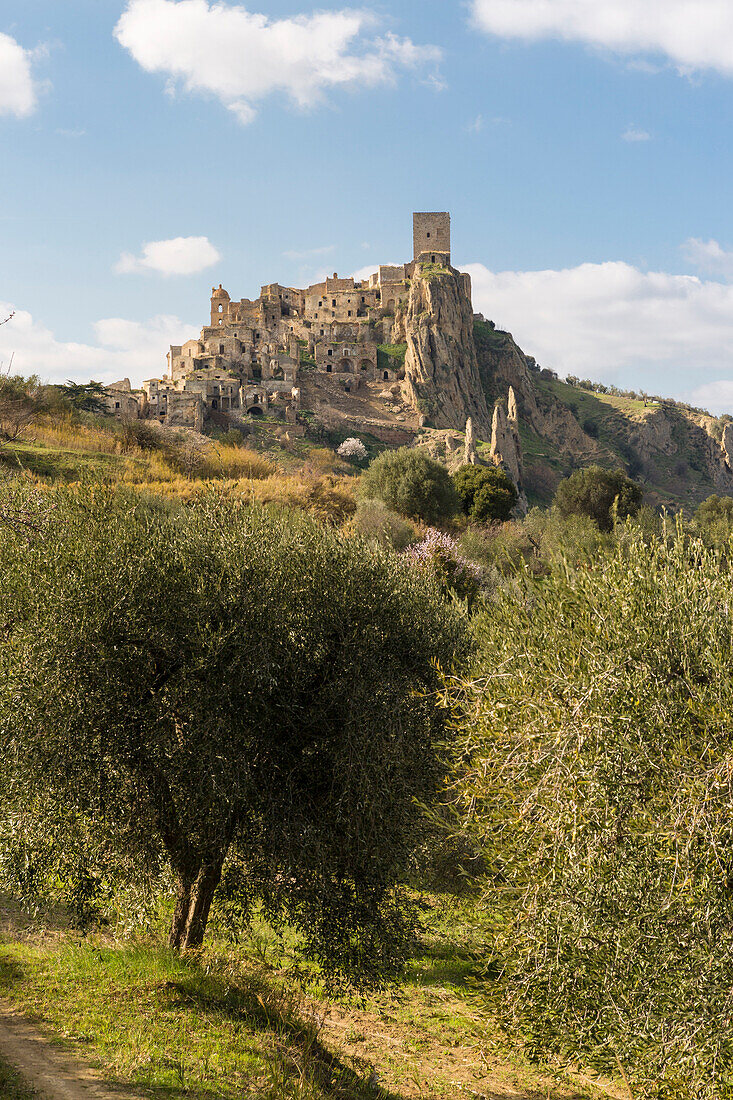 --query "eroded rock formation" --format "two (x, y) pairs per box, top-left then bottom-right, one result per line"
(402, 269), (492, 438)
